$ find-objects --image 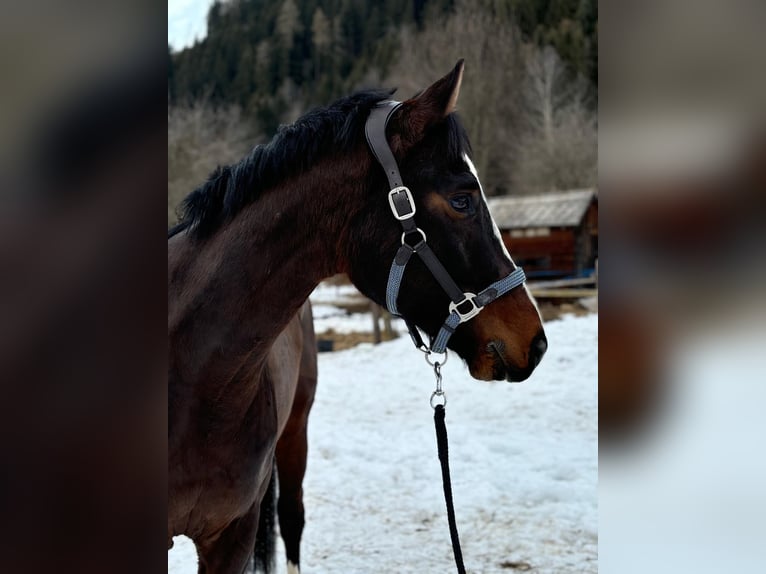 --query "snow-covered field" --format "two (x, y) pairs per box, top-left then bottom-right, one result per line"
(309, 282), (406, 335)
(311, 303), (407, 335)
(169, 313), (598, 573)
